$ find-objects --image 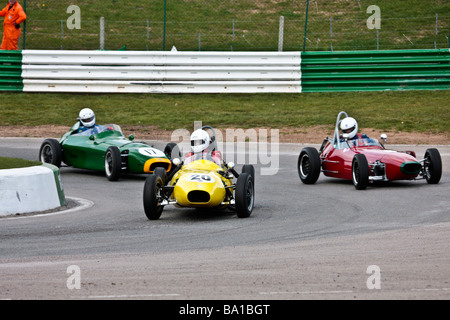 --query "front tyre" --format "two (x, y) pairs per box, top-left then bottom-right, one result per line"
(153, 167), (167, 185)
(143, 175), (164, 220)
(105, 146), (122, 181)
(424, 148), (442, 184)
(39, 139), (62, 167)
(235, 172), (254, 218)
(242, 164), (255, 182)
(352, 154), (369, 190)
(298, 147), (321, 184)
